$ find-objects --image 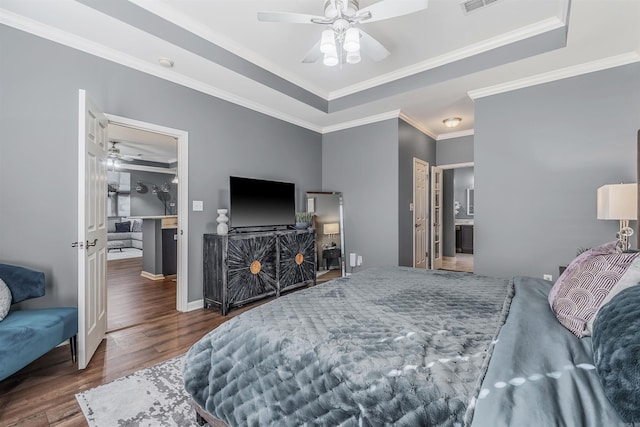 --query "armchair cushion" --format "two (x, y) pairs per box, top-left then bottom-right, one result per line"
(0, 264), (45, 304)
(0, 307), (78, 381)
